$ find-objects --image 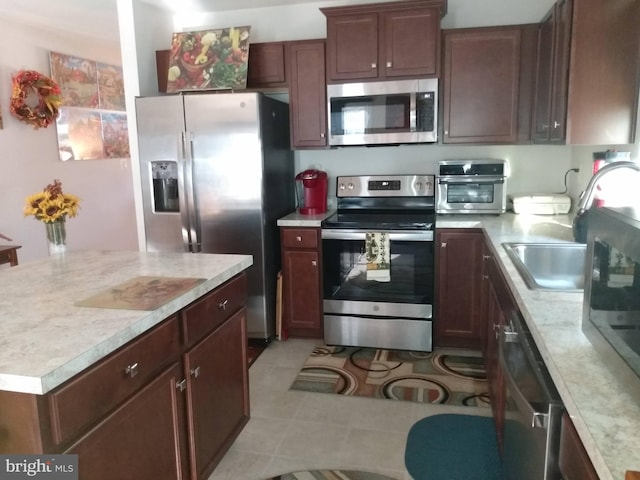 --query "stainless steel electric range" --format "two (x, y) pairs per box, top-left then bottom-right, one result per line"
(321, 174), (436, 351)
